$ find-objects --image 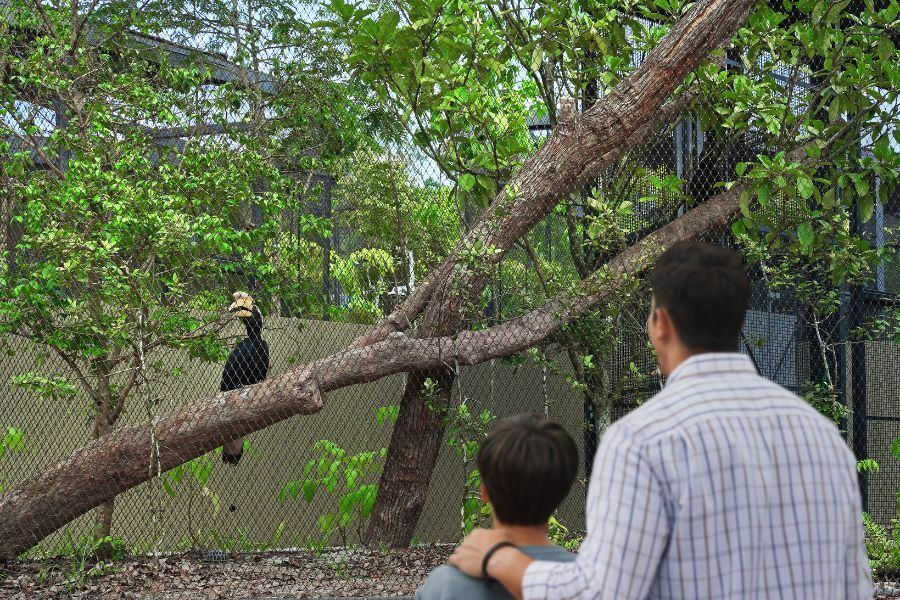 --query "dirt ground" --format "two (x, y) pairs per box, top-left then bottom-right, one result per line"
(2, 546), (897, 599)
(0, 546), (454, 599)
